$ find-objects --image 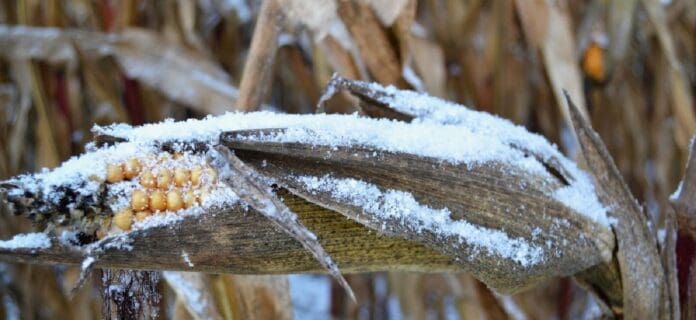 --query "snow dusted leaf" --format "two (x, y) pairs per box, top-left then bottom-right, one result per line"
(222, 129), (612, 292)
(564, 92), (665, 319)
(207, 146), (354, 300)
